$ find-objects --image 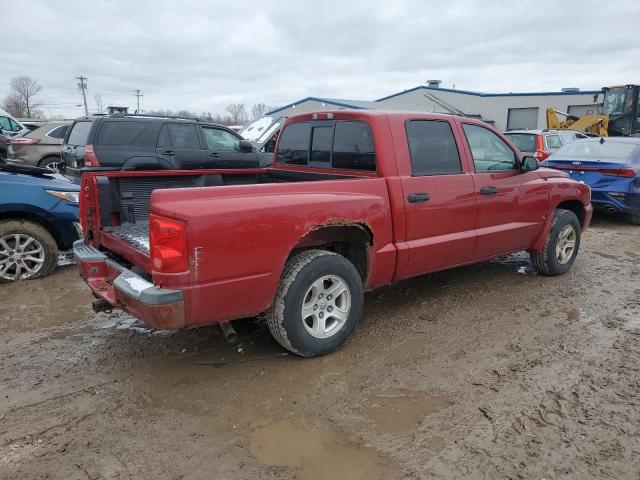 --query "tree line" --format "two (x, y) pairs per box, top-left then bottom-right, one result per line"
(2, 75), (274, 125)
